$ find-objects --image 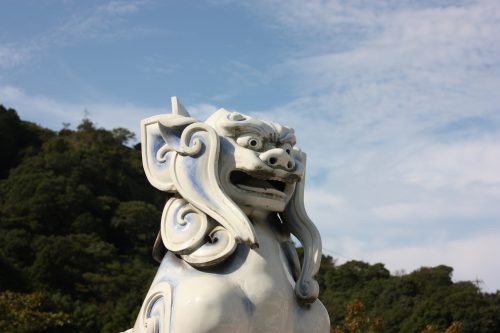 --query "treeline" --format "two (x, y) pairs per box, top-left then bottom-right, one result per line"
(0, 105), (161, 332)
(317, 257), (500, 332)
(0, 105), (499, 333)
